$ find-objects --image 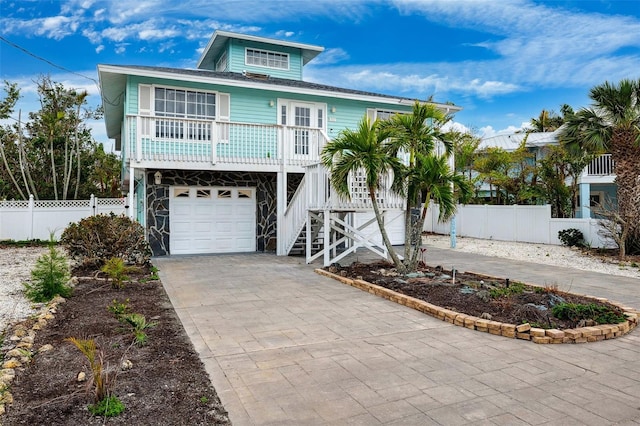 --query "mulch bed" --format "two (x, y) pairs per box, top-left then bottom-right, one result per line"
(1, 269), (230, 425)
(329, 260), (627, 330)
